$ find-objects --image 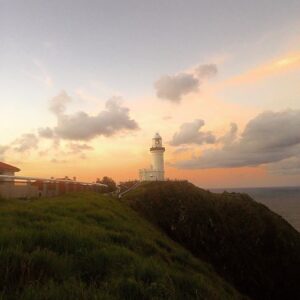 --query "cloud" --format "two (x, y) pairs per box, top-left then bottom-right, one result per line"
(51, 158), (67, 164)
(174, 110), (300, 169)
(170, 119), (216, 146)
(222, 52), (300, 87)
(39, 142), (92, 163)
(195, 64), (218, 78)
(0, 145), (9, 154)
(218, 123), (238, 145)
(1, 91), (138, 160)
(268, 156), (300, 175)
(49, 90), (71, 115)
(12, 133), (39, 153)
(154, 73), (199, 102)
(0, 134), (40, 157)
(48, 92), (139, 141)
(0, 145), (9, 160)
(154, 63), (218, 102)
(38, 127), (54, 138)
(67, 143), (93, 154)
(173, 146), (191, 154)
